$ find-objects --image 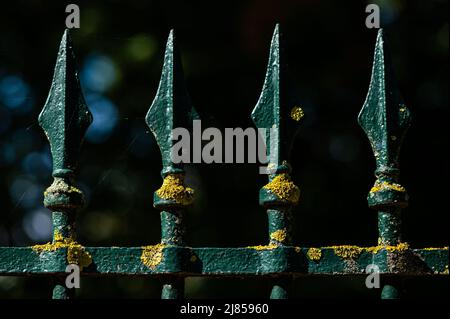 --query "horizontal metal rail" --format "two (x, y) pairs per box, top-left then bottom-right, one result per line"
(1, 246), (447, 276)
